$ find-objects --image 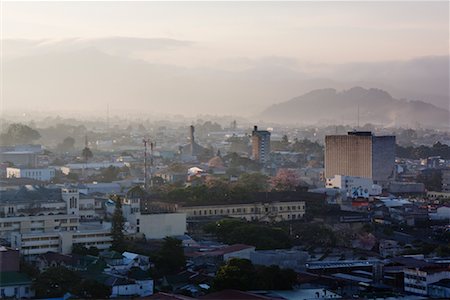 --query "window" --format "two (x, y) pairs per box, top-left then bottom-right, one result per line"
(136, 219), (140, 225)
